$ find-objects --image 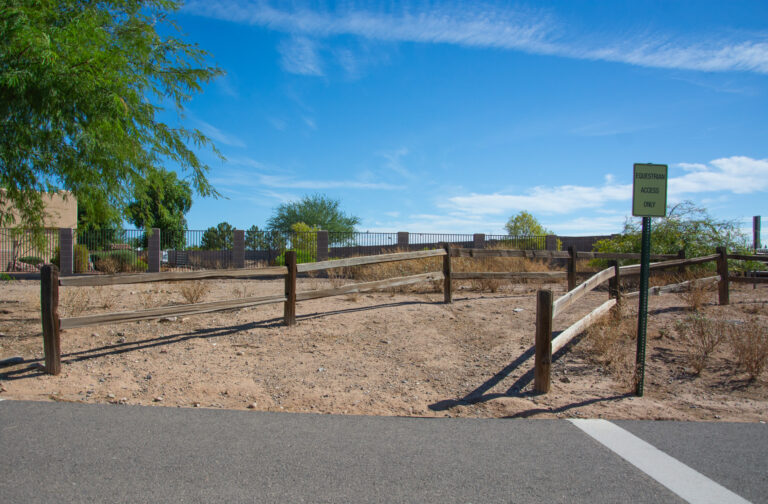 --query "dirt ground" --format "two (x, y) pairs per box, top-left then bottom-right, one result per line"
(1, 274), (766, 422)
